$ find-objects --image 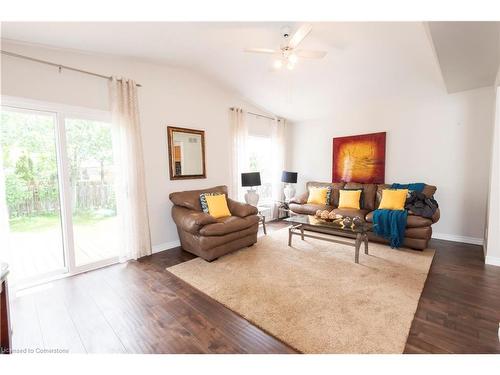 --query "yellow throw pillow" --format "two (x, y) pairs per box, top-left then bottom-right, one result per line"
(205, 194), (231, 218)
(338, 190), (362, 209)
(307, 187), (329, 205)
(378, 189), (409, 210)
